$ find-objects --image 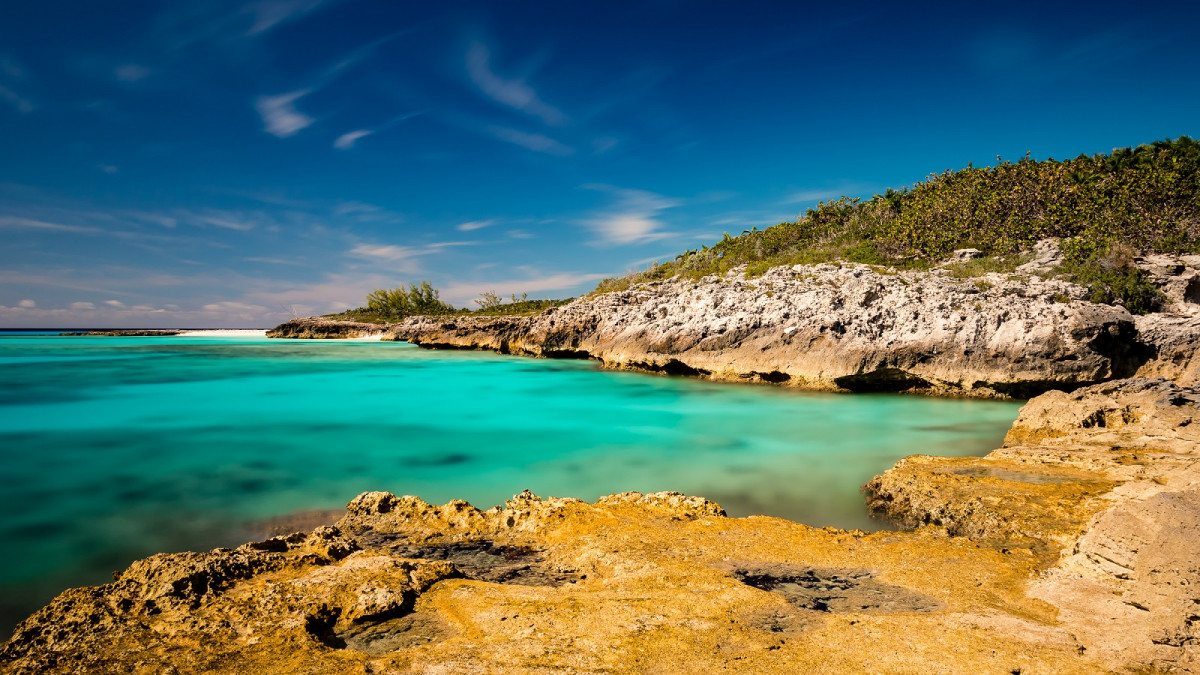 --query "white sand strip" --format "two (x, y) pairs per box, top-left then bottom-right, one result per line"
(175, 329), (268, 337)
